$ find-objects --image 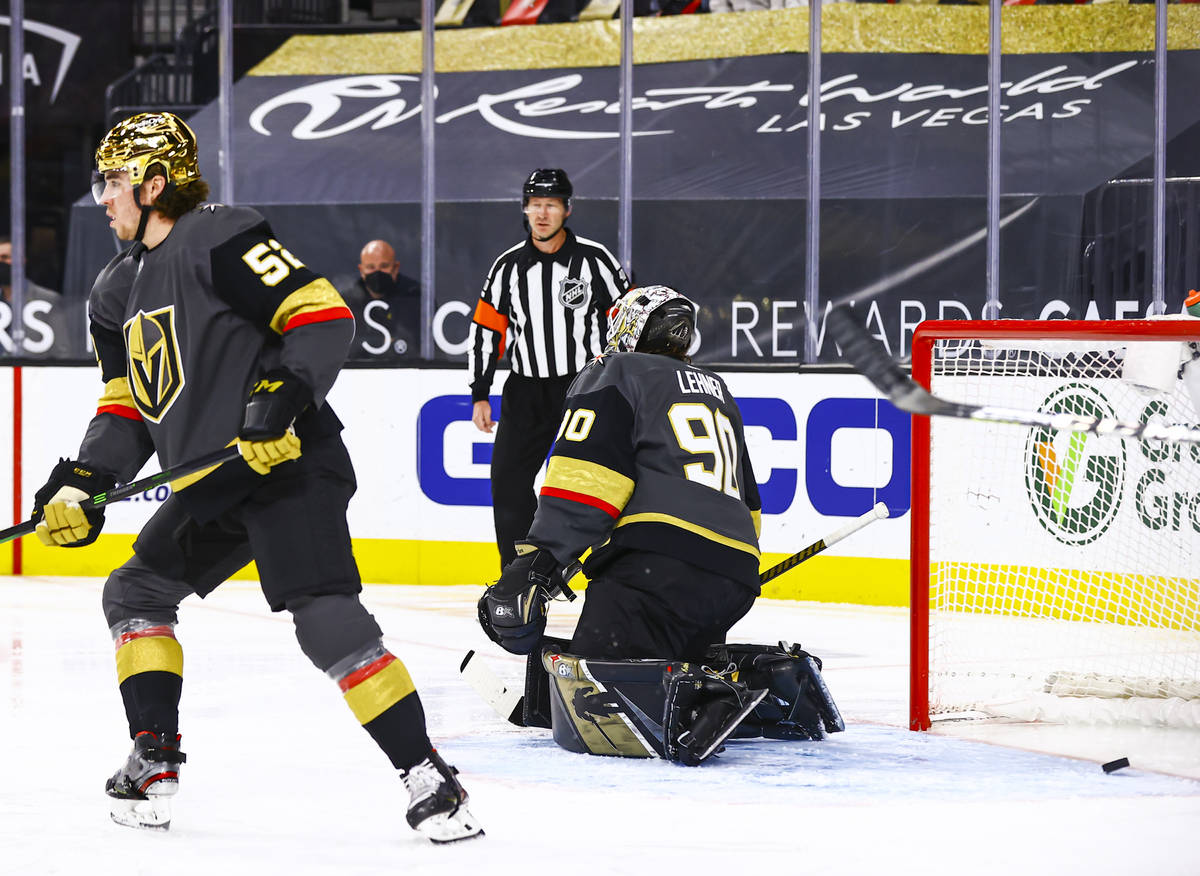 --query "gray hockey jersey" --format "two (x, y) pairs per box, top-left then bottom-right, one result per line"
(80, 204), (354, 520)
(527, 352), (762, 589)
